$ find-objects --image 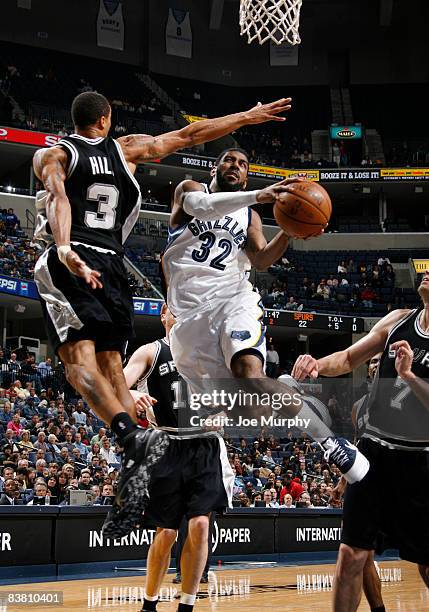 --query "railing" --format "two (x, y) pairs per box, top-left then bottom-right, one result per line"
(25, 208), (35, 232)
(0, 367), (66, 395)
